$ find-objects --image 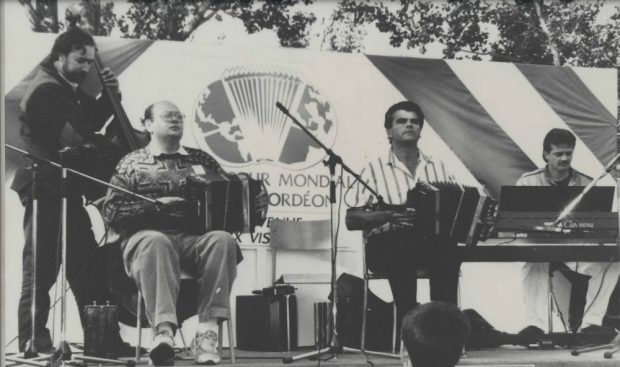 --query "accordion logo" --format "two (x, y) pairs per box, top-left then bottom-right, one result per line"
(191, 66), (337, 169)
